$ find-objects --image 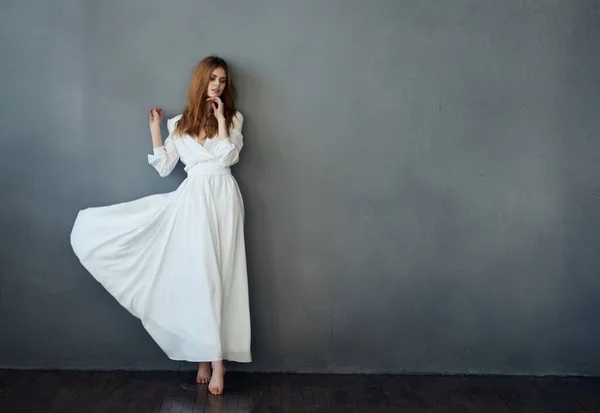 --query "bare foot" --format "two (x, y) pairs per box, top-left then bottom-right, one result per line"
(208, 361), (226, 395)
(196, 362), (211, 384)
